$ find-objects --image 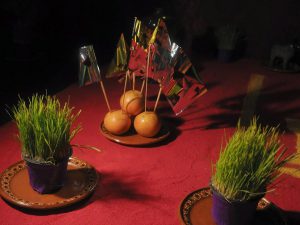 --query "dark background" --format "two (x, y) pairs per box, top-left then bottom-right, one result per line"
(1, 0), (300, 124)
